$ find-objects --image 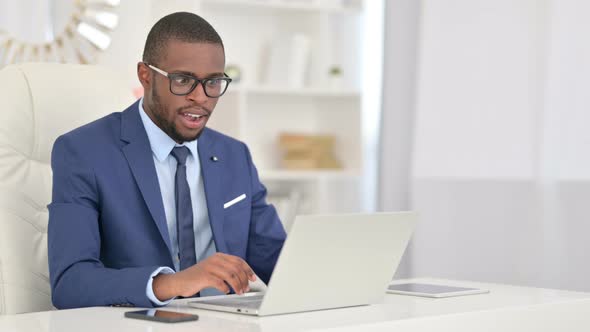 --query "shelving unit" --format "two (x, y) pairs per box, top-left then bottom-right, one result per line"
(201, 0), (362, 13)
(186, 0), (368, 223)
(231, 85), (361, 98)
(259, 169), (361, 181)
